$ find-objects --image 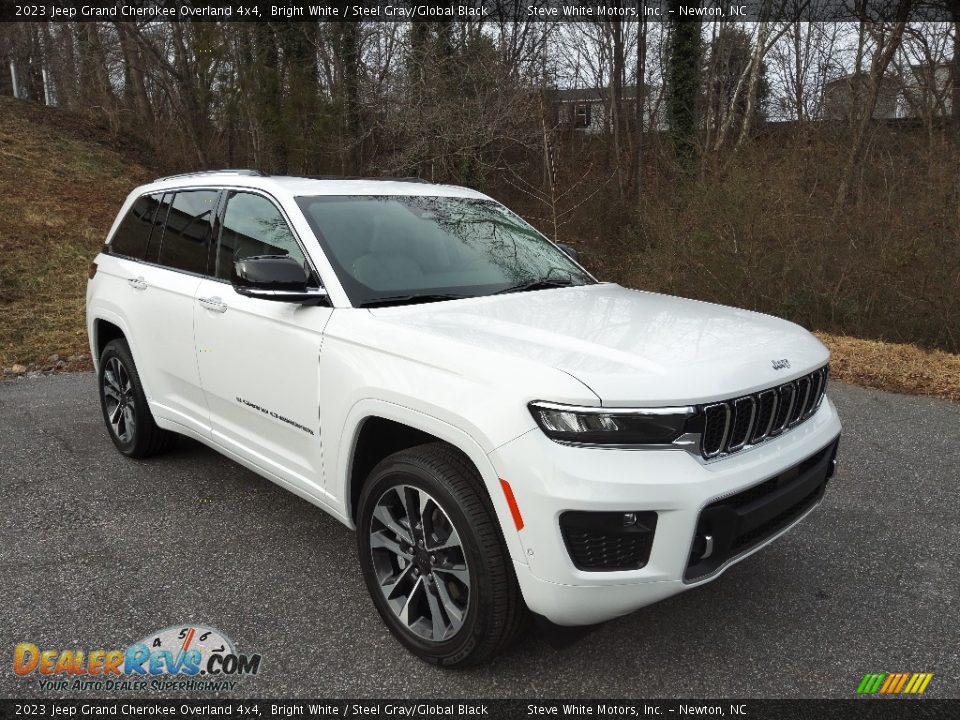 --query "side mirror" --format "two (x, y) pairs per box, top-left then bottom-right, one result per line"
(232, 255), (328, 305)
(556, 243), (580, 263)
